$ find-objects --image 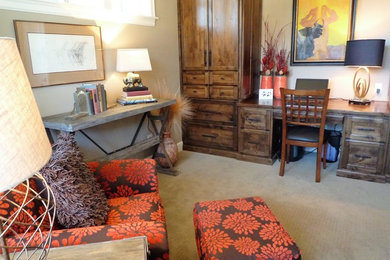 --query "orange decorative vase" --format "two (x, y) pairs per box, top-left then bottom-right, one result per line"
(156, 131), (178, 168)
(274, 75), (287, 99)
(261, 75), (273, 89)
